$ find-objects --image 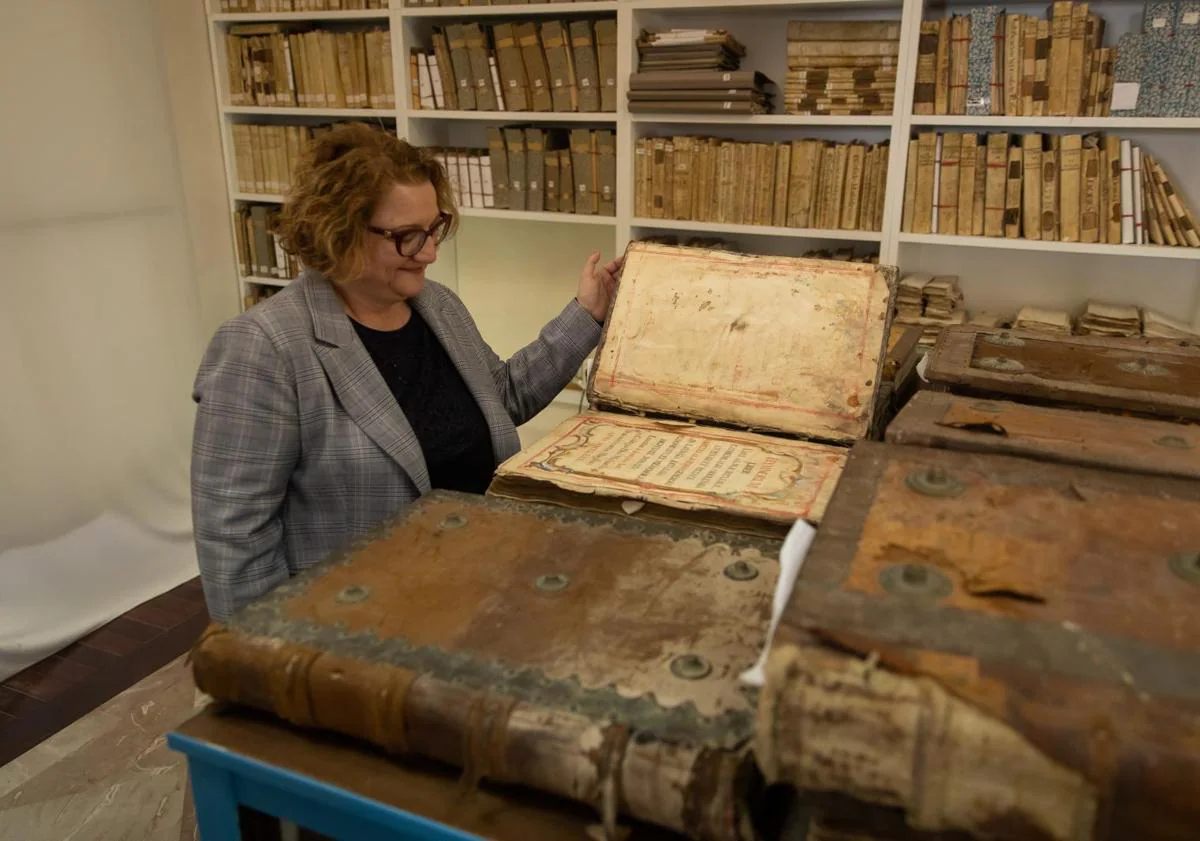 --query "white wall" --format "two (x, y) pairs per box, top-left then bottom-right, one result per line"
(0, 0), (229, 681)
(449, 217), (615, 446)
